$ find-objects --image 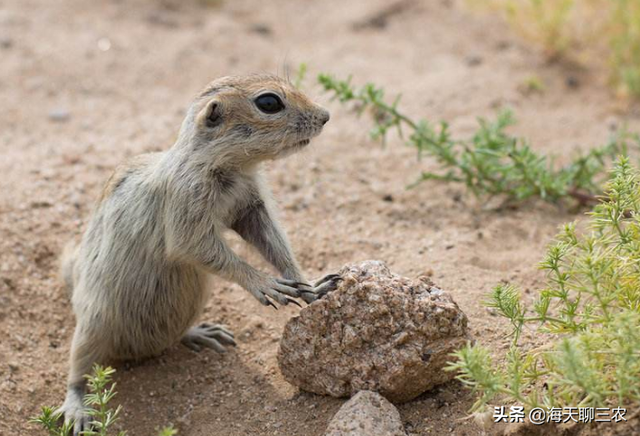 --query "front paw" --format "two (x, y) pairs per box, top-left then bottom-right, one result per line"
(248, 277), (310, 309)
(299, 274), (342, 304)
